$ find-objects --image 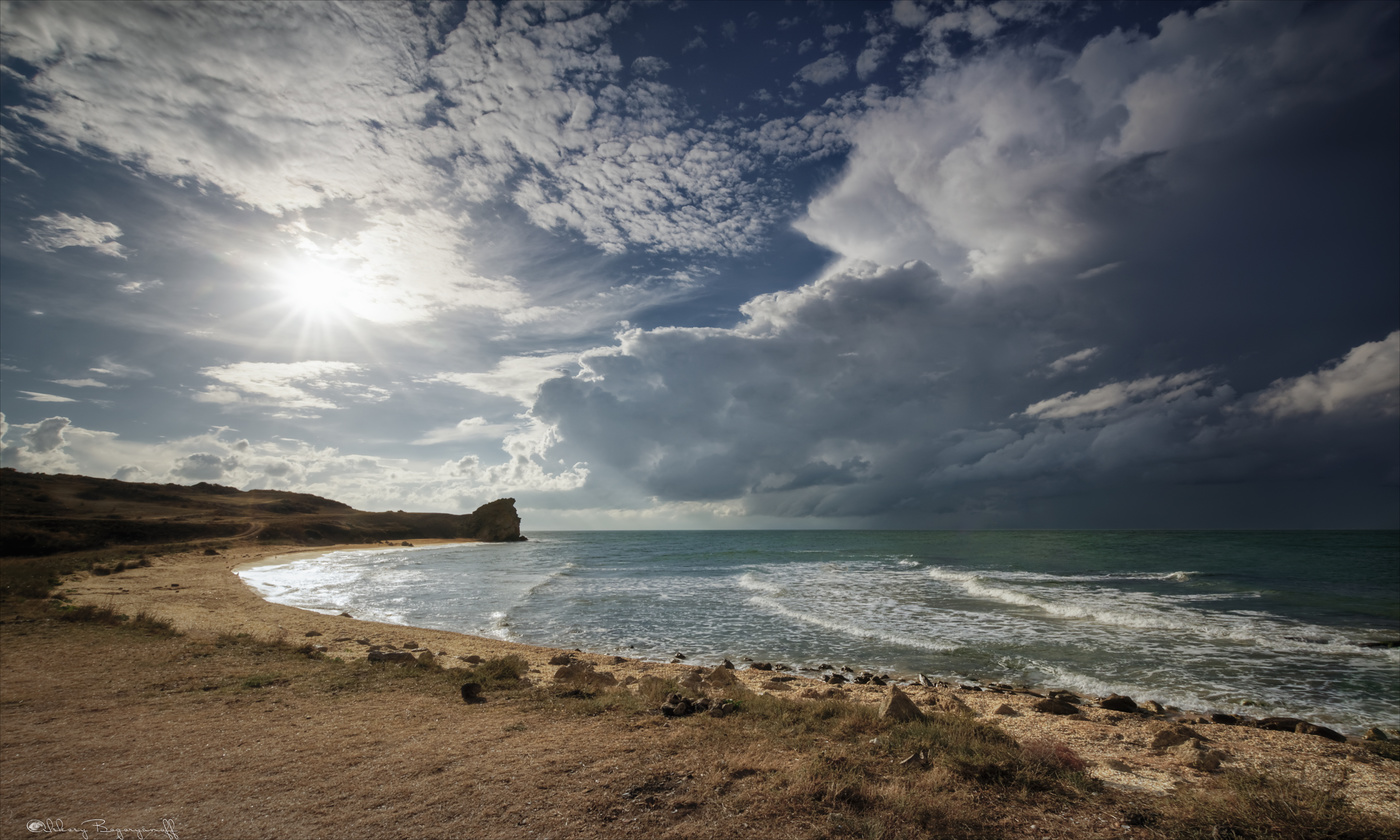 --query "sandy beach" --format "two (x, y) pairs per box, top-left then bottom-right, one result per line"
(3, 539), (1397, 838)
